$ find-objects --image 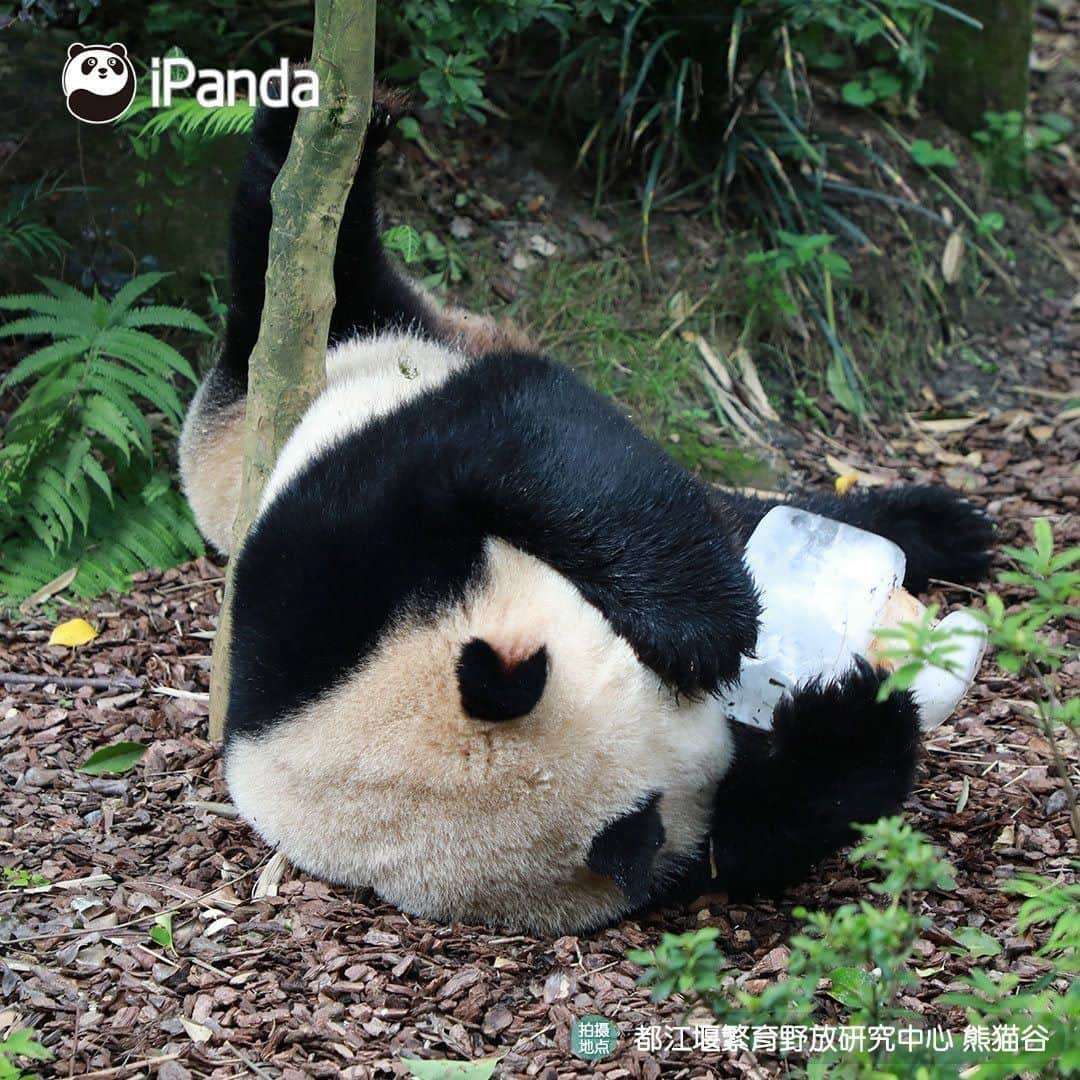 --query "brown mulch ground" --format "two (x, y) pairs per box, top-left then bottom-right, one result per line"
(1, 344), (1076, 1077)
